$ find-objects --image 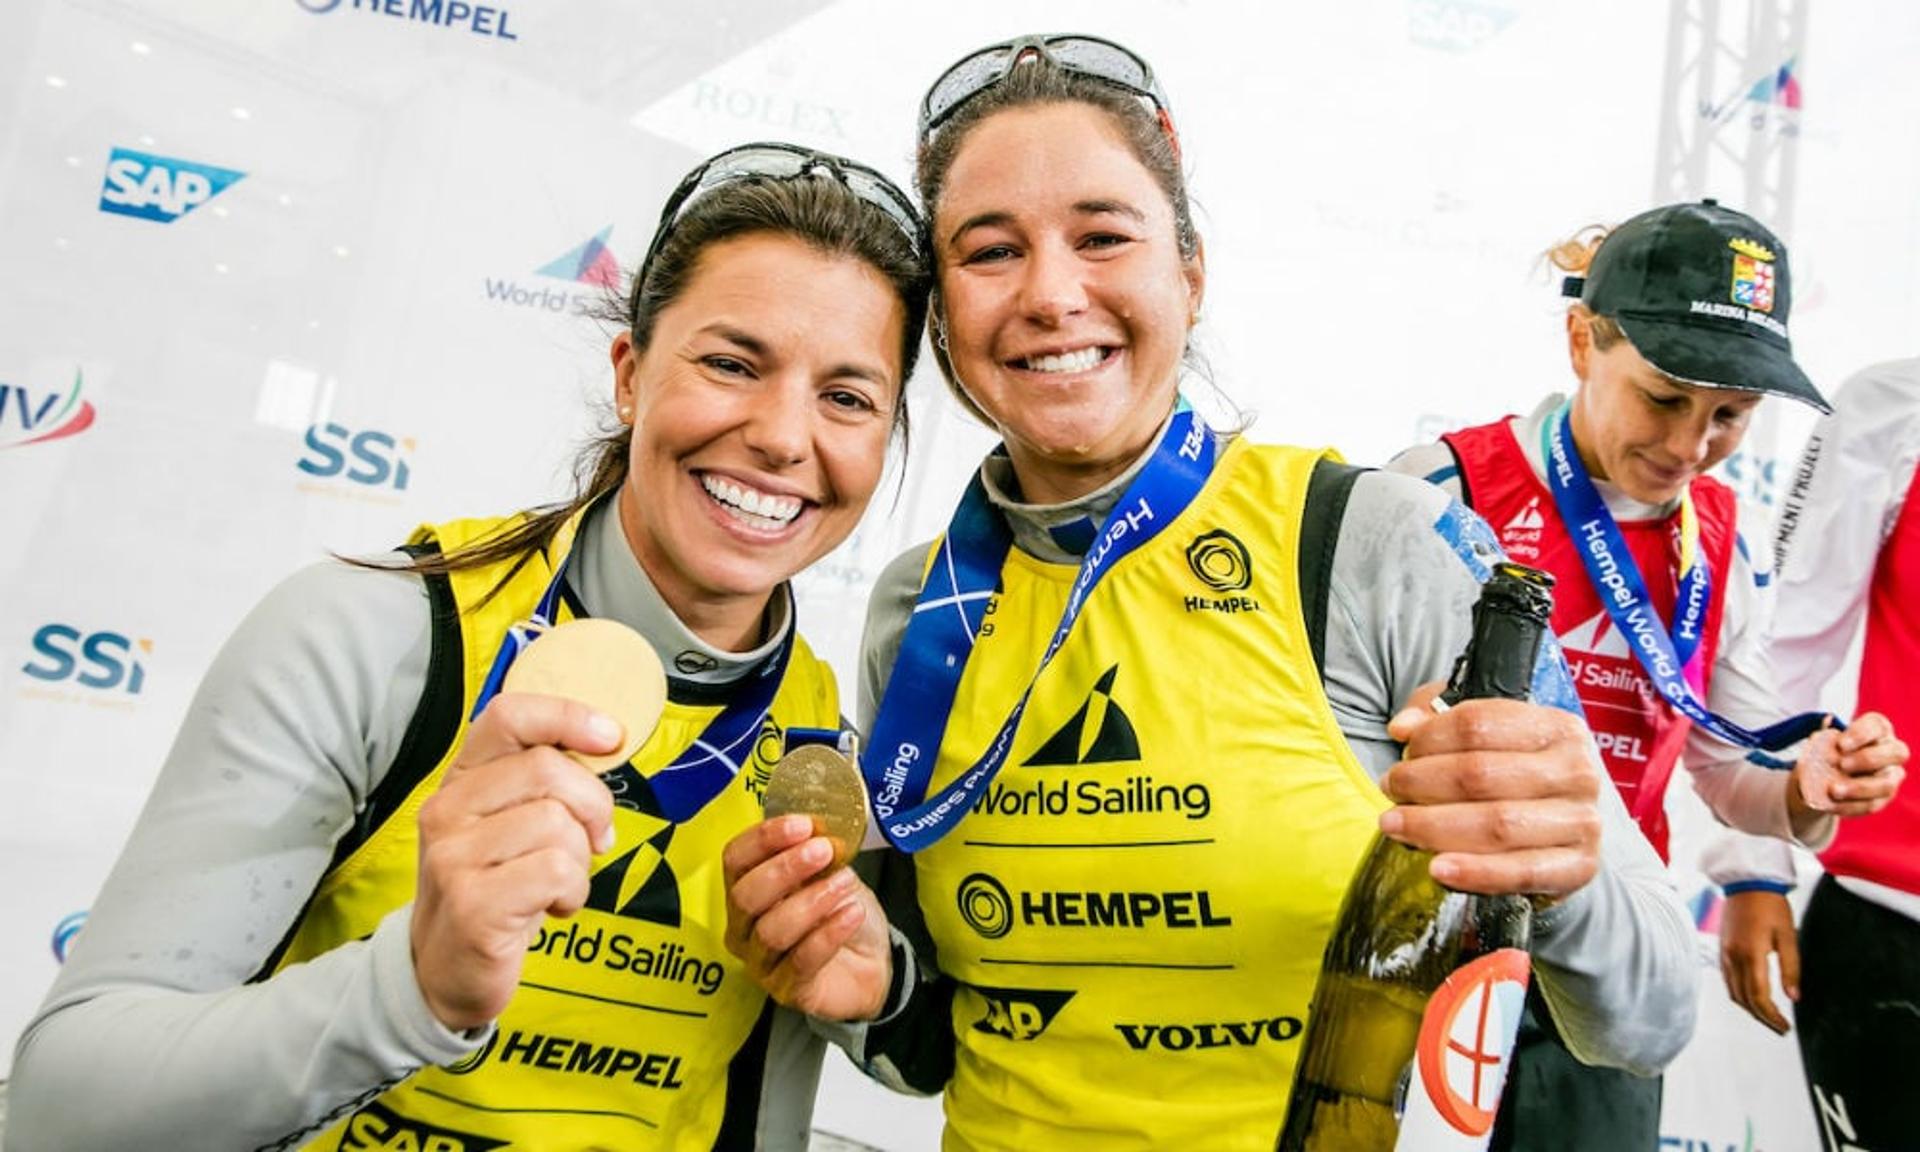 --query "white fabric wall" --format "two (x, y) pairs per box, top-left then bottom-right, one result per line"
(3, 2), (1916, 1148)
